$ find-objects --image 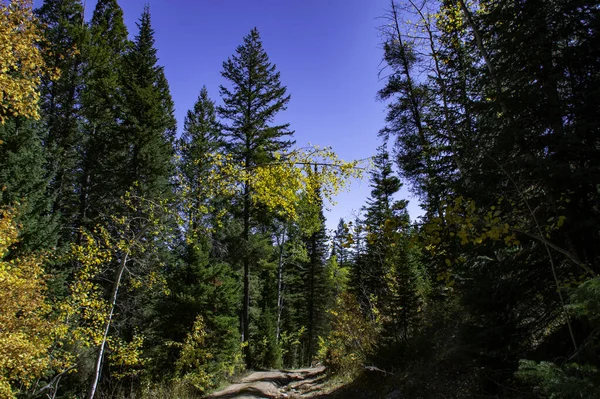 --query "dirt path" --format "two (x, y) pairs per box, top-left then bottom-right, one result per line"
(207, 366), (328, 399)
